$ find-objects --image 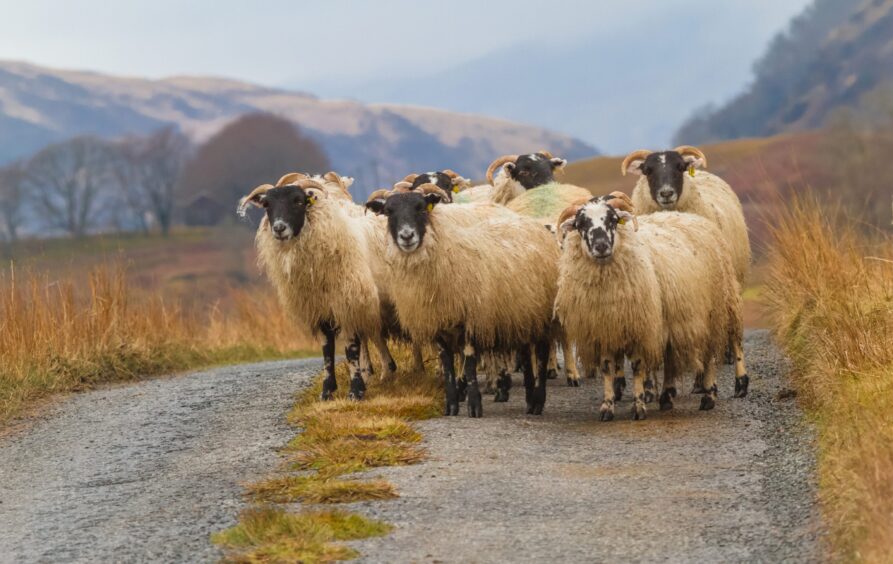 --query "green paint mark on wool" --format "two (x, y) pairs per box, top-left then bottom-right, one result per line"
(509, 182), (592, 221)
